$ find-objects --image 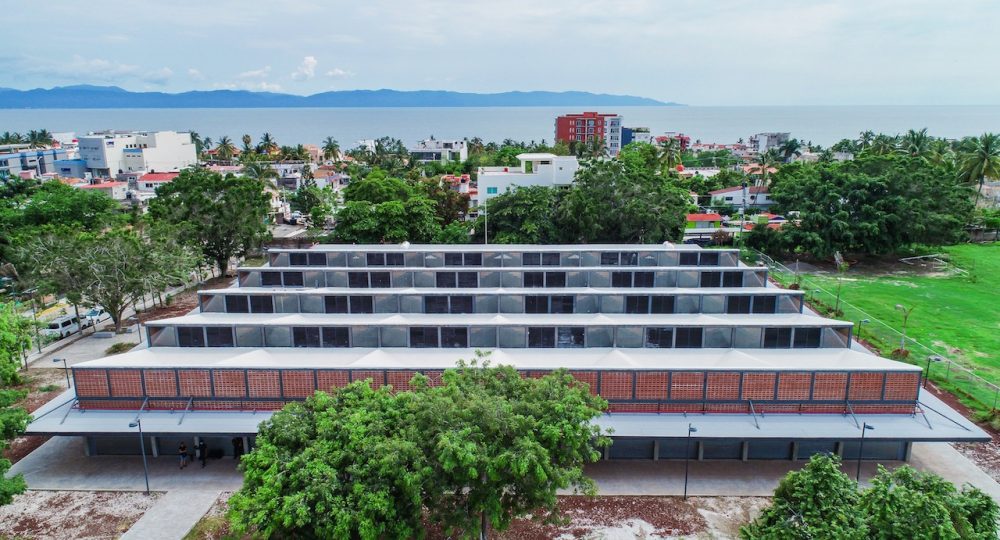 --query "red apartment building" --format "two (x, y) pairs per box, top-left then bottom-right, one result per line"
(555, 112), (623, 155)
